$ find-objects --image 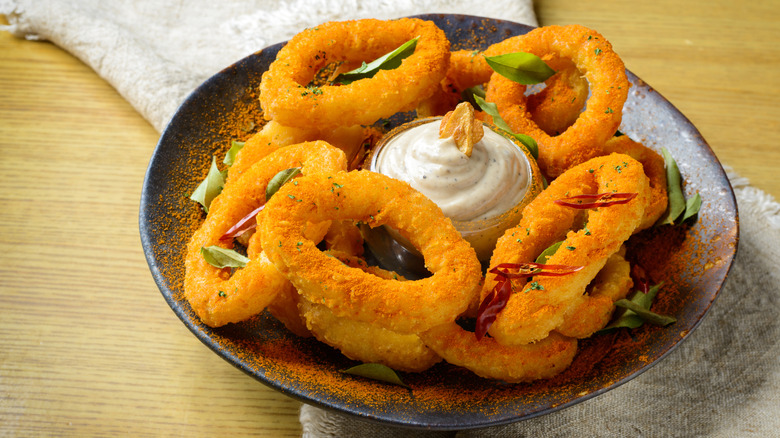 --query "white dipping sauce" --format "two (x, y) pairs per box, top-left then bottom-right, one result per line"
(374, 121), (530, 222)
